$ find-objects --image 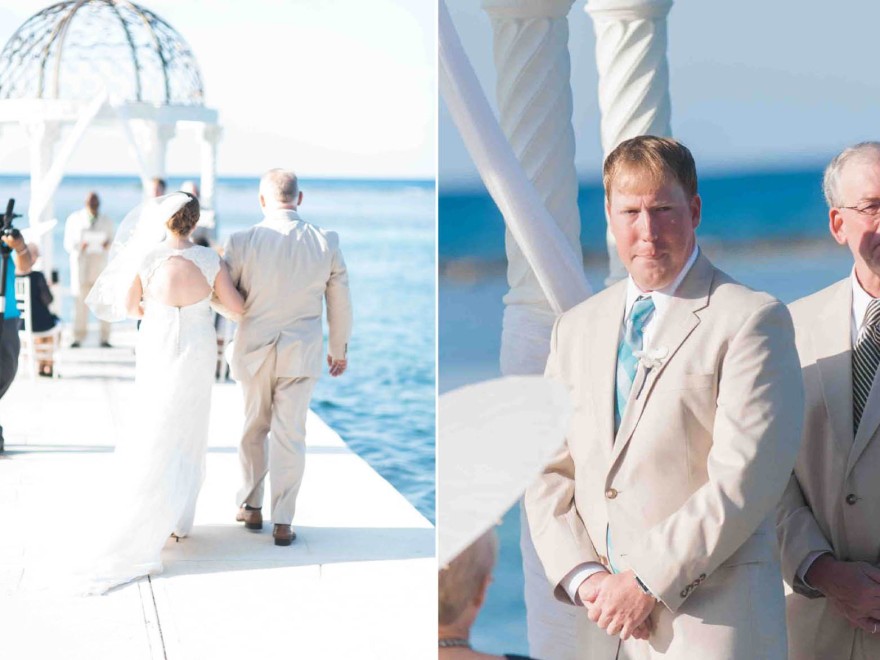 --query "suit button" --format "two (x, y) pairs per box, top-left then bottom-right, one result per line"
(605, 488), (618, 500)
(599, 555), (609, 567)
(680, 588), (689, 598)
(846, 493), (858, 505)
